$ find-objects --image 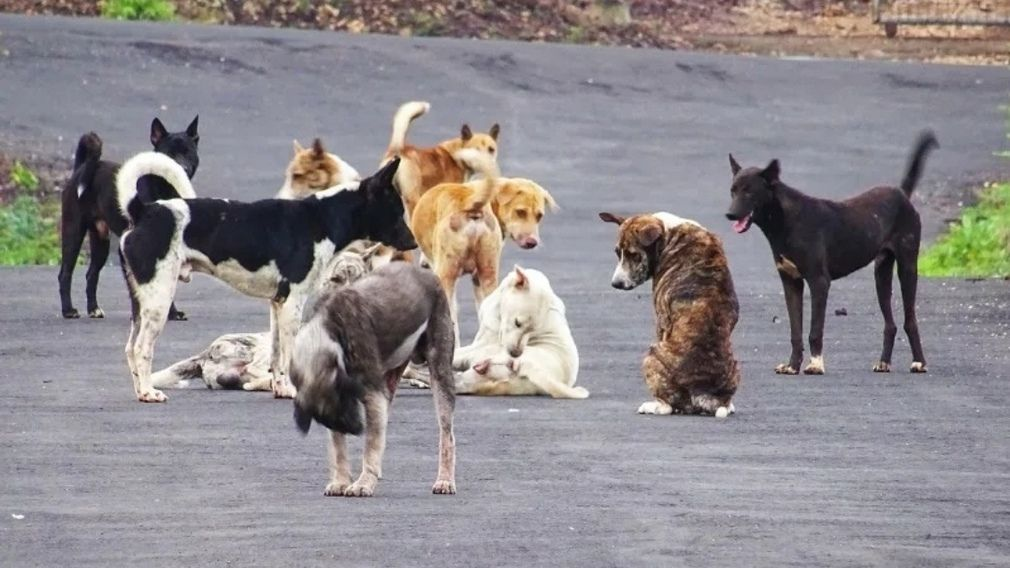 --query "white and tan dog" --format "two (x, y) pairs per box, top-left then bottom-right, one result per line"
(452, 266), (587, 399)
(276, 138), (360, 200)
